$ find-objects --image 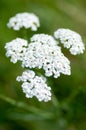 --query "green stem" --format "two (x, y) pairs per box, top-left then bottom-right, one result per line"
(51, 94), (59, 107)
(0, 94), (54, 119)
(64, 89), (79, 104)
